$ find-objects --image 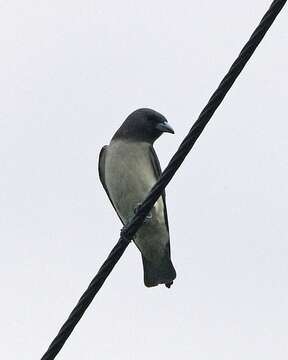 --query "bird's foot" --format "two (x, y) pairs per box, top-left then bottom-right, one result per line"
(134, 203), (152, 223)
